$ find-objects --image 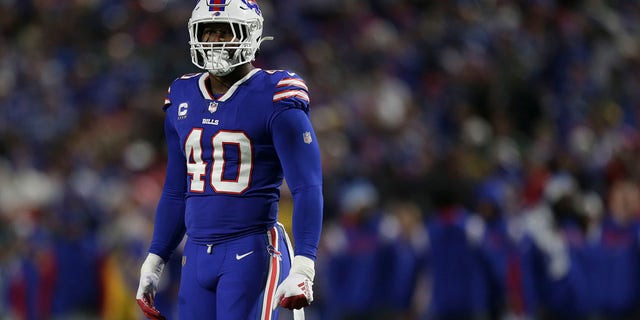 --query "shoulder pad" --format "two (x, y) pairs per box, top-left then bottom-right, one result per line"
(267, 70), (310, 111)
(163, 73), (204, 111)
(179, 73), (202, 80)
(163, 84), (173, 111)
